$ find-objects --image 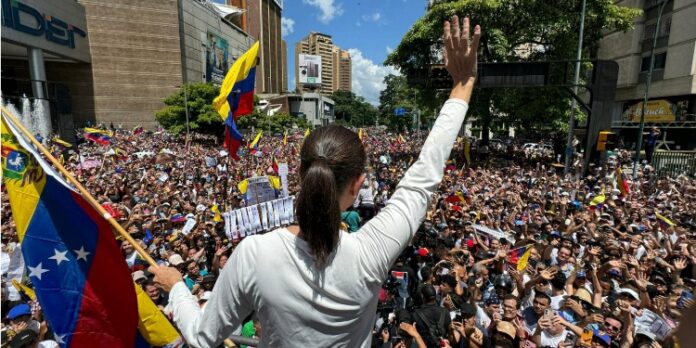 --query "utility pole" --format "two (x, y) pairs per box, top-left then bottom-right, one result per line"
(633, 0), (669, 179)
(564, 0), (587, 174)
